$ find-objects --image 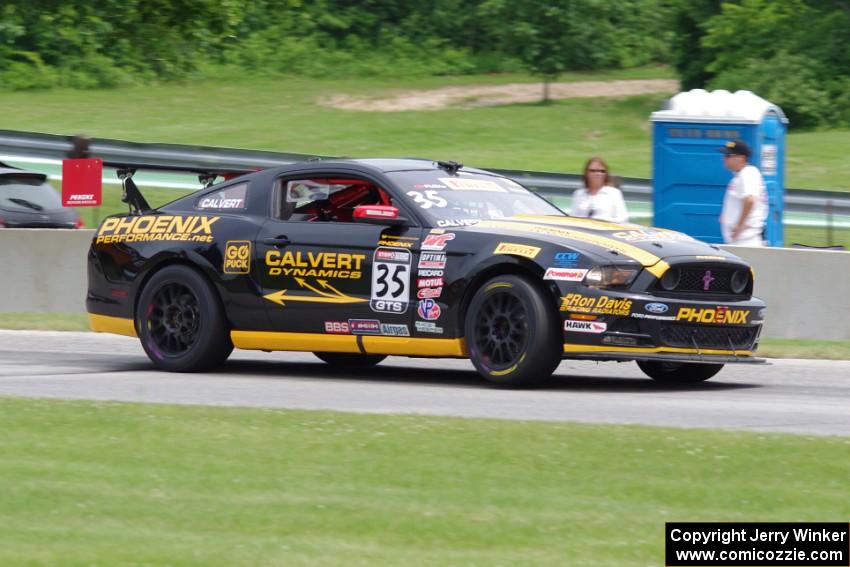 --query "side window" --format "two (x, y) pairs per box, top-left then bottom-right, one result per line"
(273, 177), (393, 222)
(195, 183), (248, 211)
